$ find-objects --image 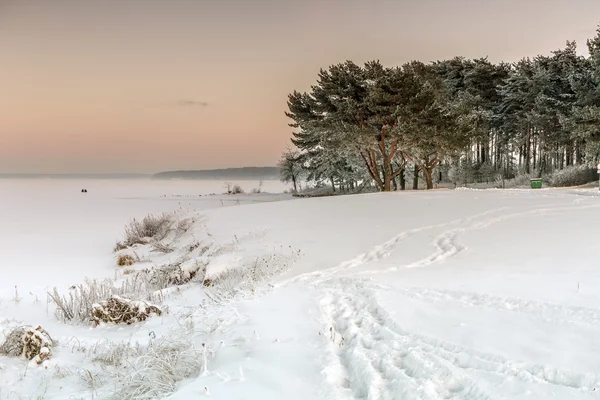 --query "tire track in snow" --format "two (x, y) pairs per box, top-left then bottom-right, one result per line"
(397, 287), (600, 327)
(320, 279), (600, 399)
